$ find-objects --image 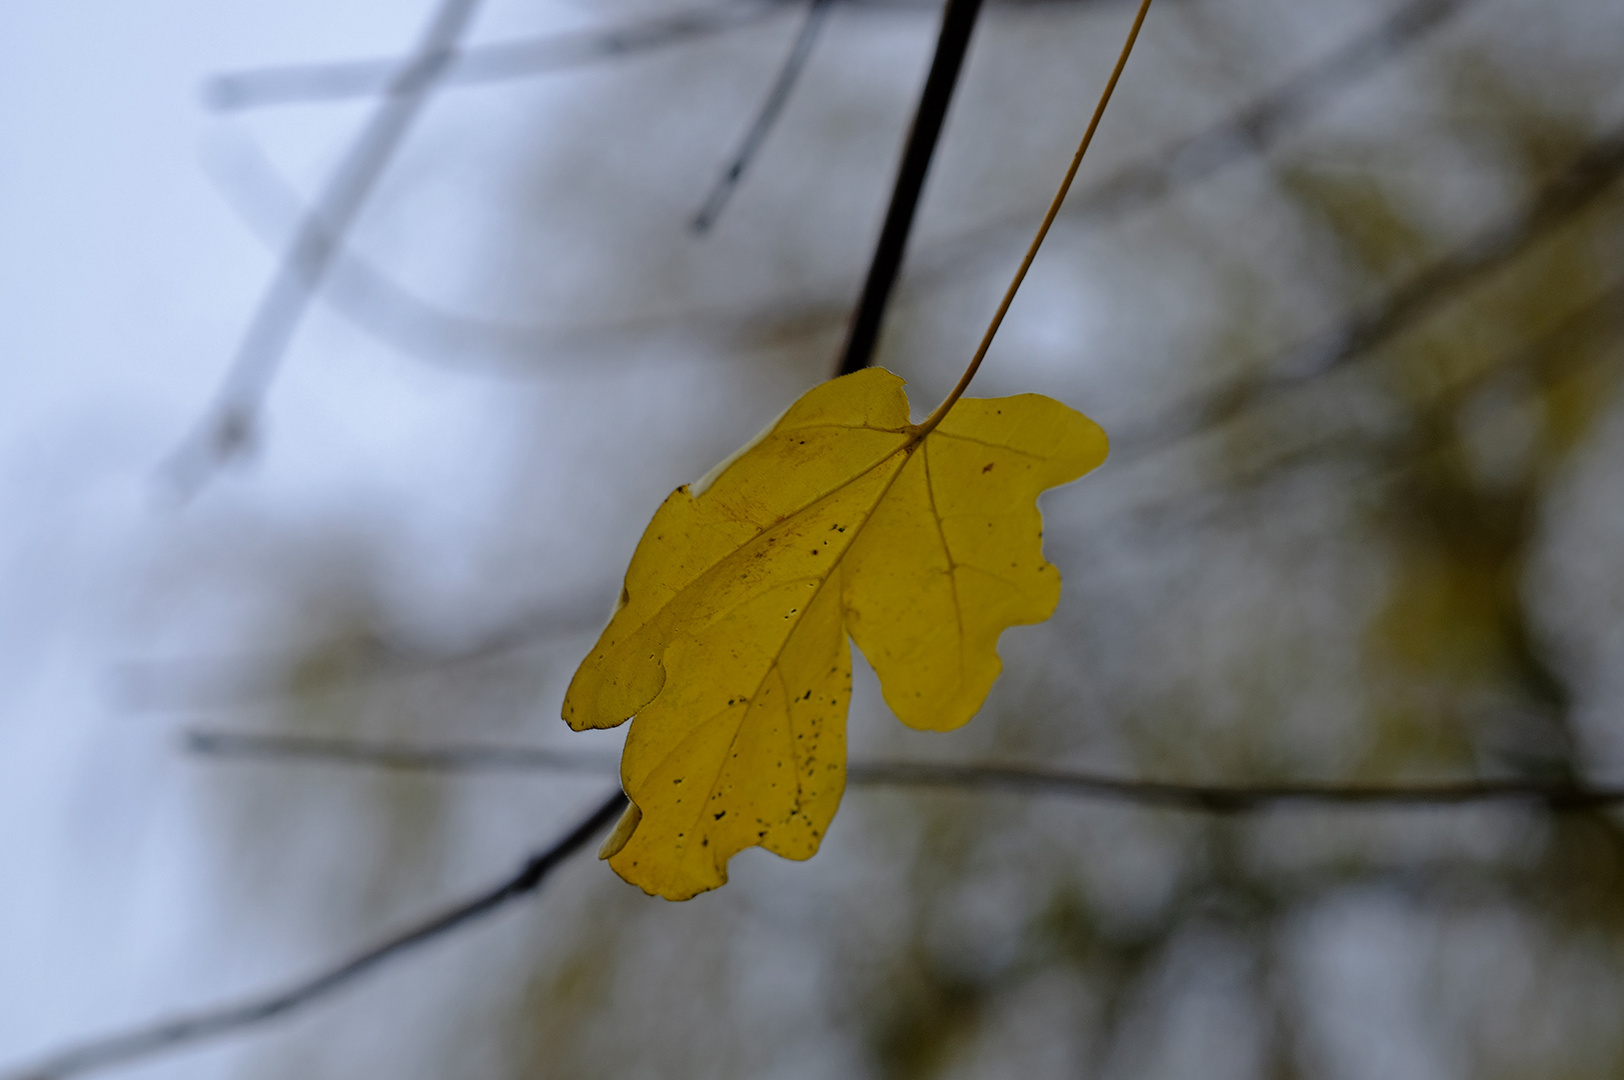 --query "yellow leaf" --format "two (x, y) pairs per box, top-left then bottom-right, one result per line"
(563, 367), (1107, 899)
